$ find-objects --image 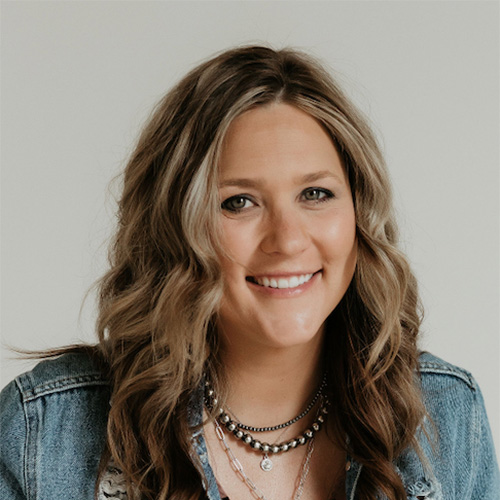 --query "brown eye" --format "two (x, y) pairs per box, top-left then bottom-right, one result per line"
(221, 196), (253, 212)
